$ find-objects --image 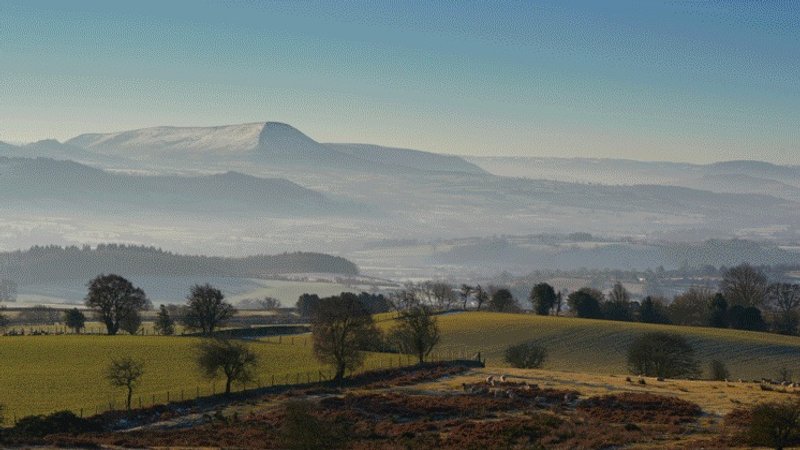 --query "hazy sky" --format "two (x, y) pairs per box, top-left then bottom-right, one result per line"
(1, 0), (798, 163)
